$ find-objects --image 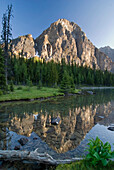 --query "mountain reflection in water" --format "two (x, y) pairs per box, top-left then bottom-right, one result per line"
(0, 89), (114, 155)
